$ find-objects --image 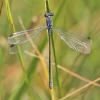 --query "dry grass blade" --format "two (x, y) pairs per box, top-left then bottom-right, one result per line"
(4, 0), (34, 99)
(58, 66), (100, 87)
(59, 78), (100, 100)
(18, 16), (52, 96)
(25, 51), (100, 88)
